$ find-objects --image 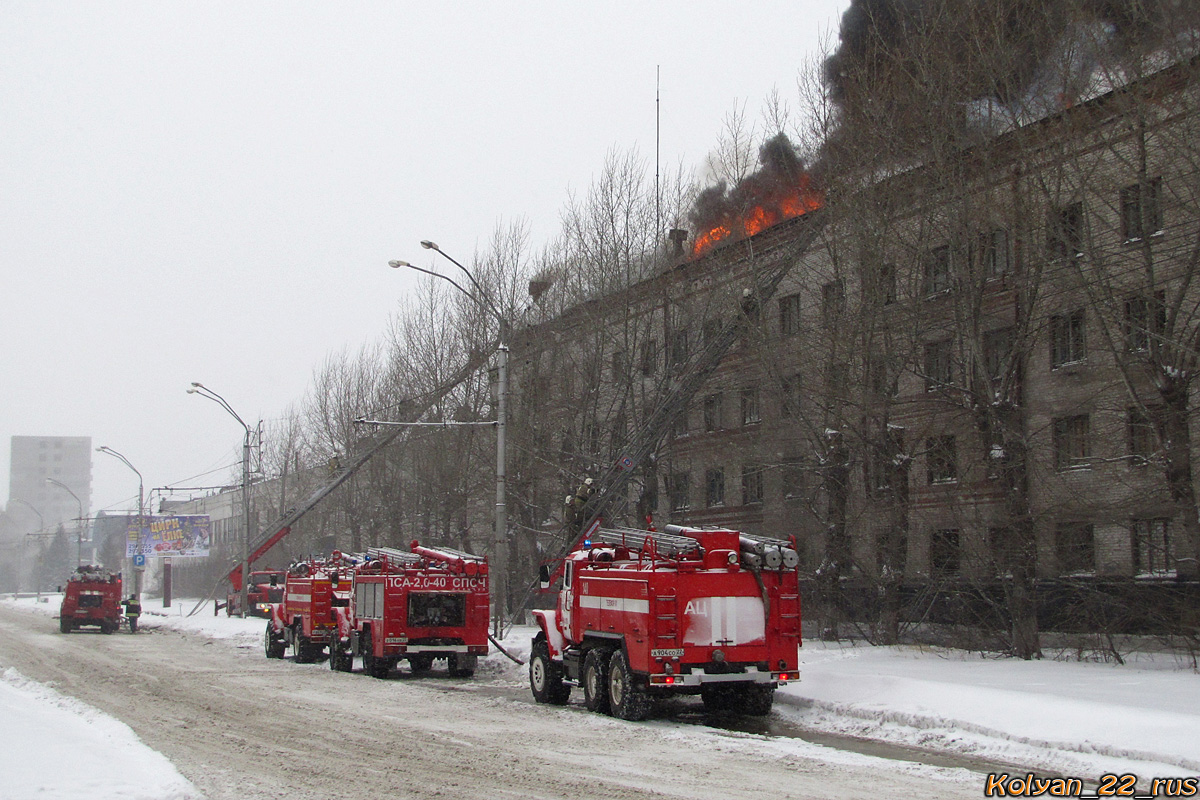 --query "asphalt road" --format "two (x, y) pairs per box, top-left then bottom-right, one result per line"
(0, 602), (981, 800)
